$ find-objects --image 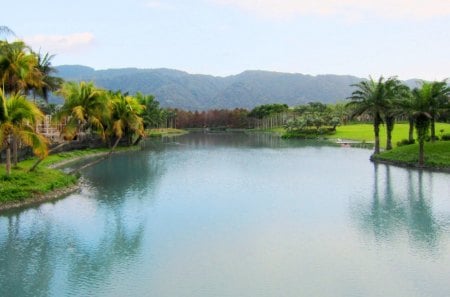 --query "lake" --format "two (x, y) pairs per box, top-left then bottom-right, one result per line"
(1, 132), (450, 297)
